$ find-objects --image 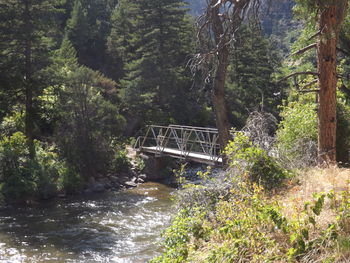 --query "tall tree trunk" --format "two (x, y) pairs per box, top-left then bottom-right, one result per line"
(24, 0), (35, 158)
(210, 1), (231, 155)
(317, 1), (347, 164)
